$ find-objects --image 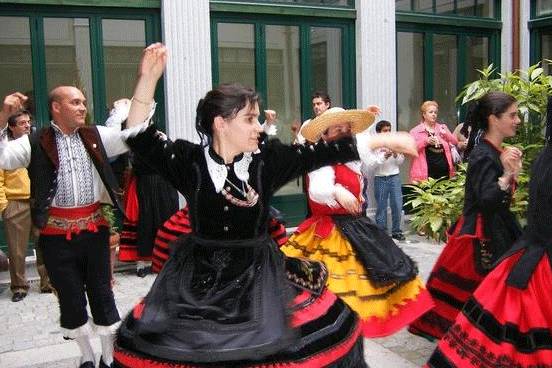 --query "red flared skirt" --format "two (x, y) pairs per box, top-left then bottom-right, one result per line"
(409, 216), (487, 340)
(426, 250), (552, 367)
